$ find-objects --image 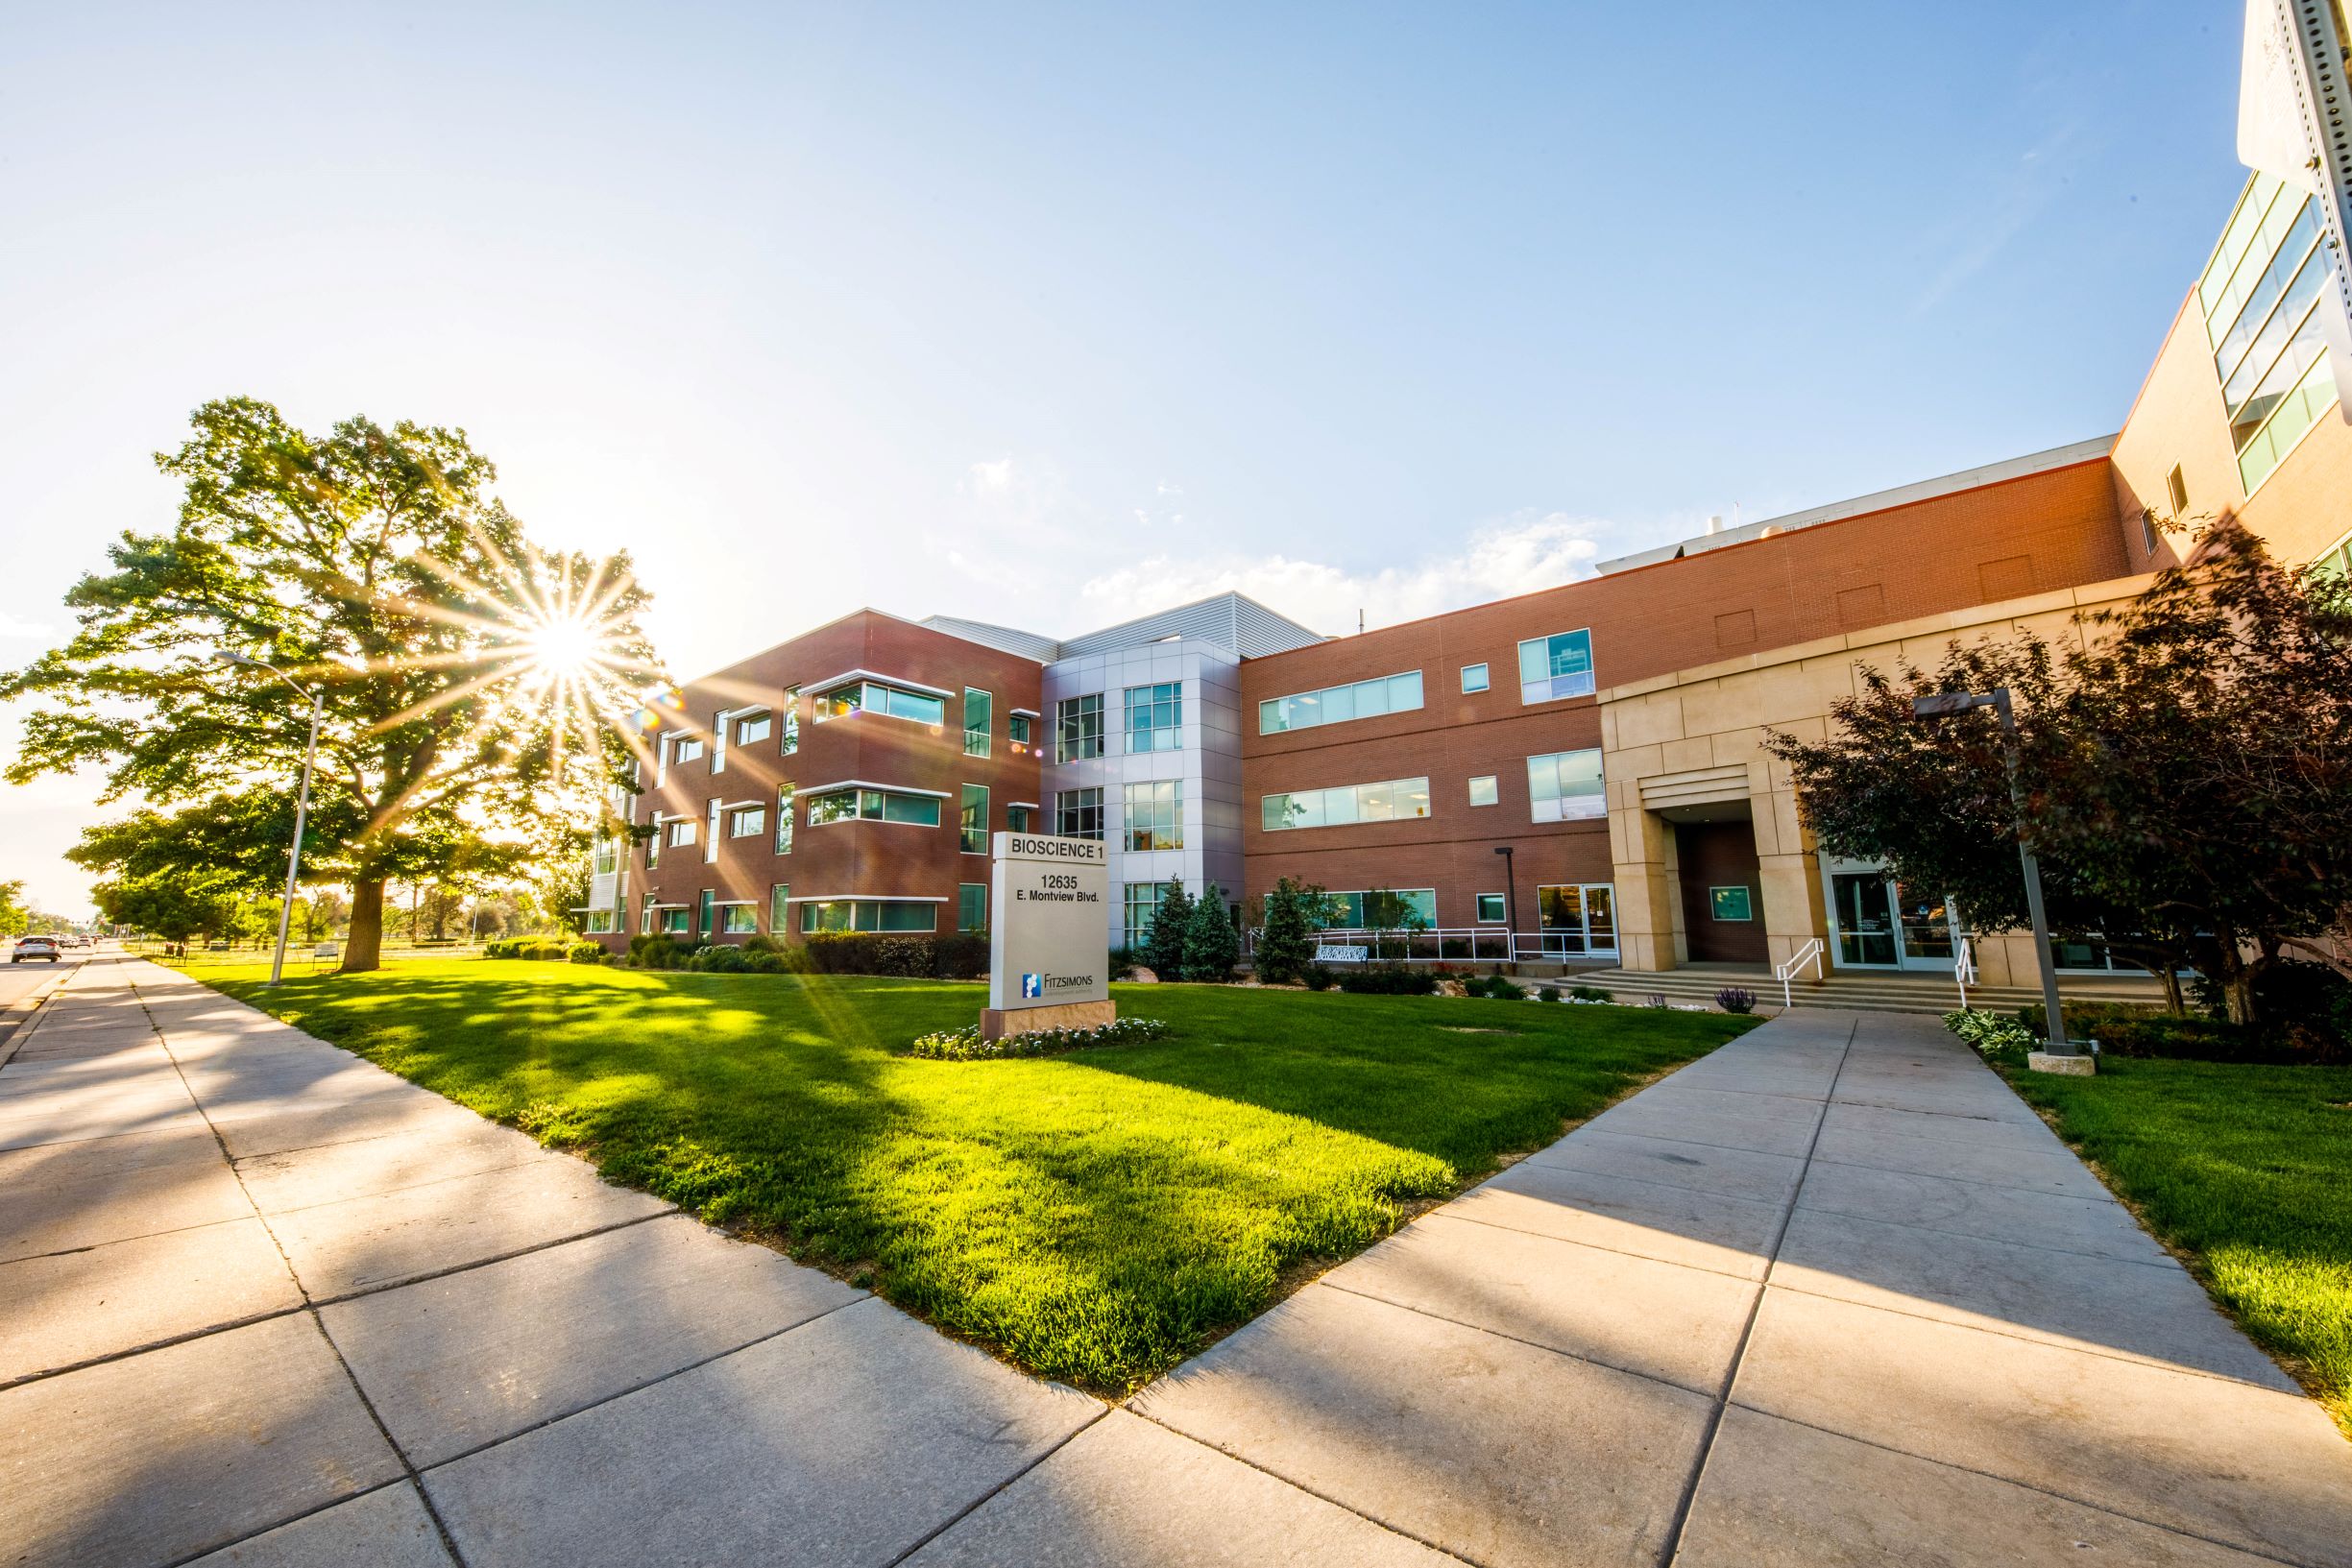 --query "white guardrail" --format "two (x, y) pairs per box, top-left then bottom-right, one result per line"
(1775, 937), (1825, 1009)
(1249, 928), (1620, 965)
(1954, 936), (1978, 1010)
